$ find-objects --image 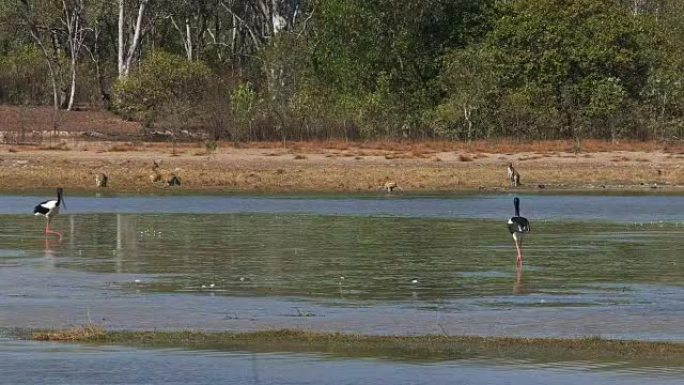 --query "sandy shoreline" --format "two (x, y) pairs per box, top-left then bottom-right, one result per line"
(0, 141), (682, 194)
